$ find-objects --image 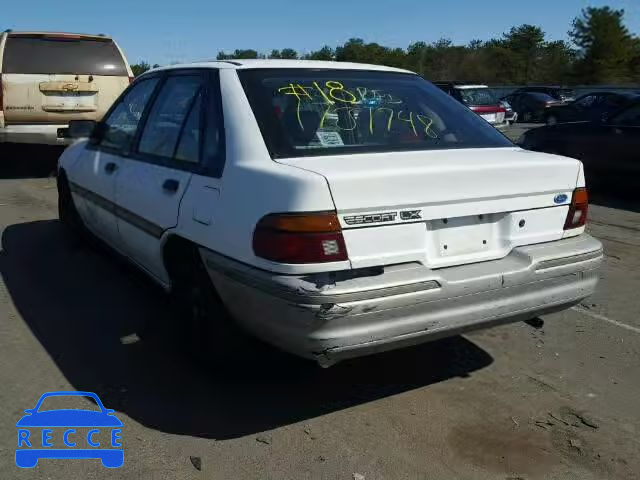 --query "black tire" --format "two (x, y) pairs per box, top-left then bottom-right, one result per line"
(522, 111), (533, 123)
(57, 171), (88, 240)
(169, 244), (247, 365)
(546, 114), (558, 126)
